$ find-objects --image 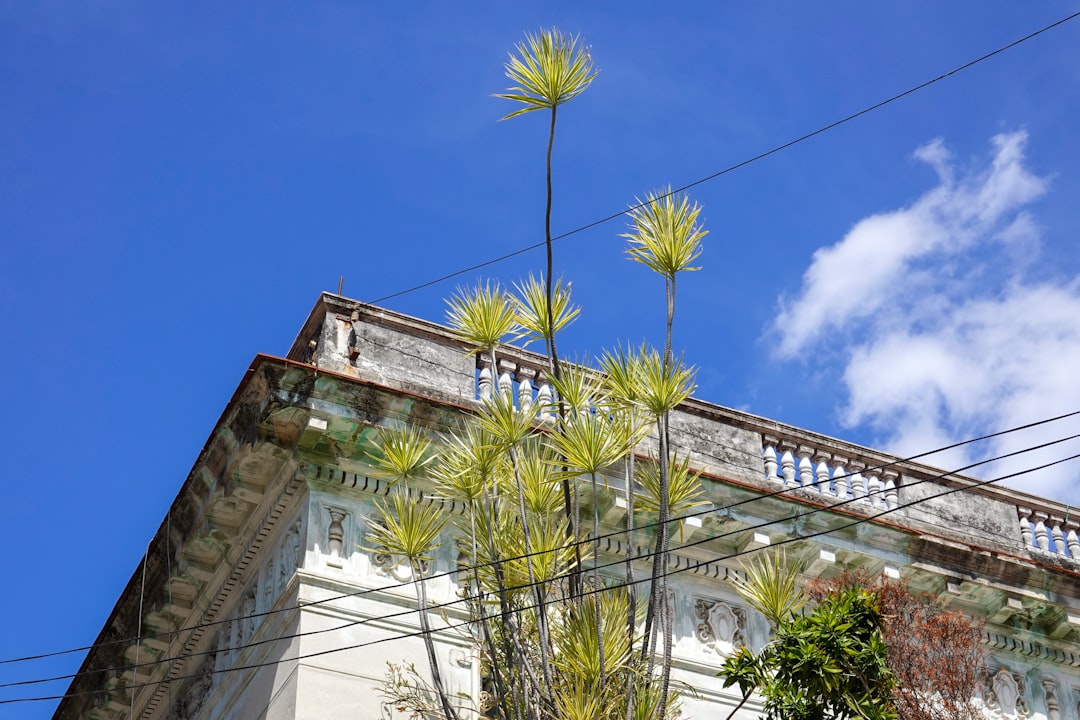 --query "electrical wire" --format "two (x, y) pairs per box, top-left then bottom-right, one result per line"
(5, 7), (1078, 708)
(4, 429), (1077, 700)
(1, 406), (1075, 672)
(4, 449), (1076, 706)
(368, 10), (1080, 305)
